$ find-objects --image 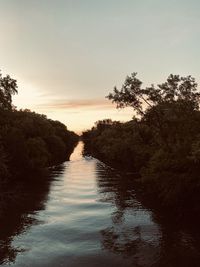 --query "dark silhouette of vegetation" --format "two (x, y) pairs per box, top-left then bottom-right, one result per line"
(0, 72), (78, 180)
(83, 73), (200, 211)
